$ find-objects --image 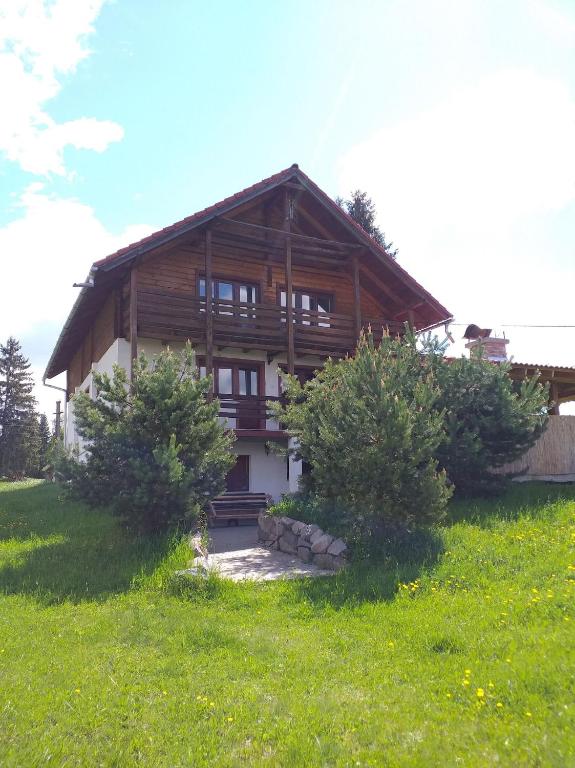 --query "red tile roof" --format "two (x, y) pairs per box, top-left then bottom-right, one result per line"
(94, 165), (299, 268)
(45, 164), (452, 380)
